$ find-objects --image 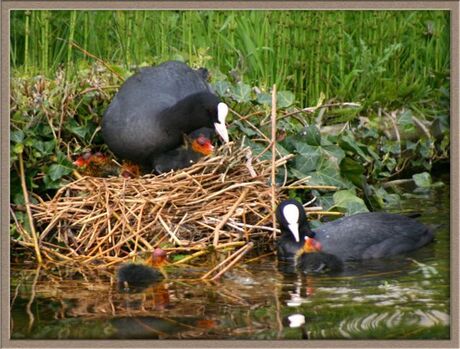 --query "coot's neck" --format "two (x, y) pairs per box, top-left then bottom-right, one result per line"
(159, 92), (214, 133)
